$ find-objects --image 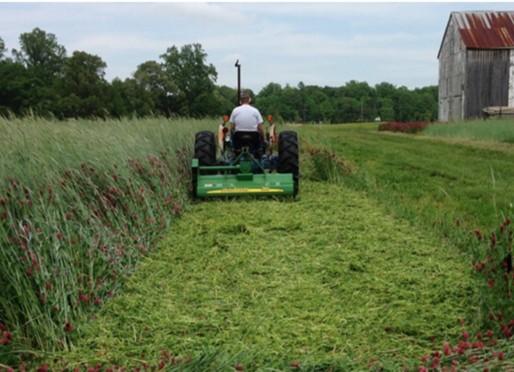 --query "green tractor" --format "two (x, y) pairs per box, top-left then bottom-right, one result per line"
(191, 61), (299, 198)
